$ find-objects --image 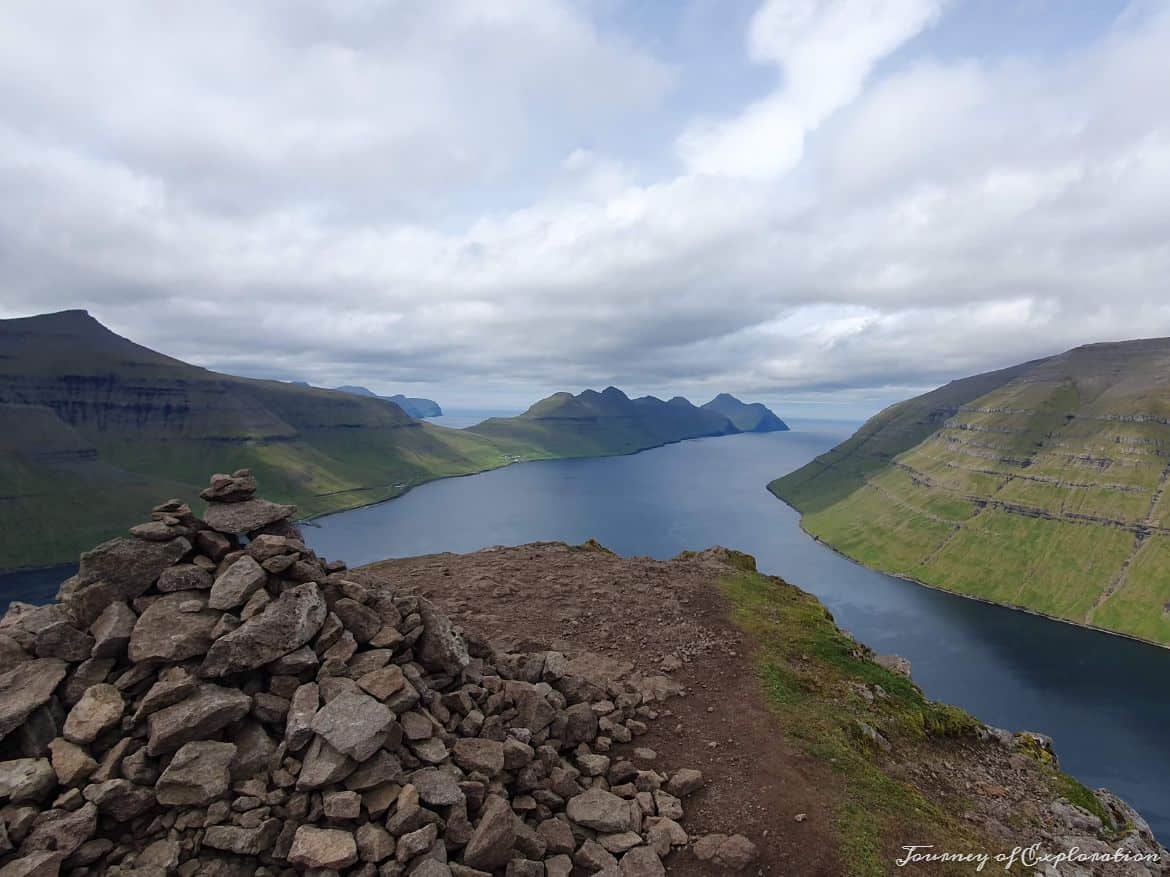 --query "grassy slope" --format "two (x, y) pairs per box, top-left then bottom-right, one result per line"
(0, 311), (548, 568)
(0, 314), (745, 570)
(717, 561), (1112, 875)
(771, 339), (1170, 646)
